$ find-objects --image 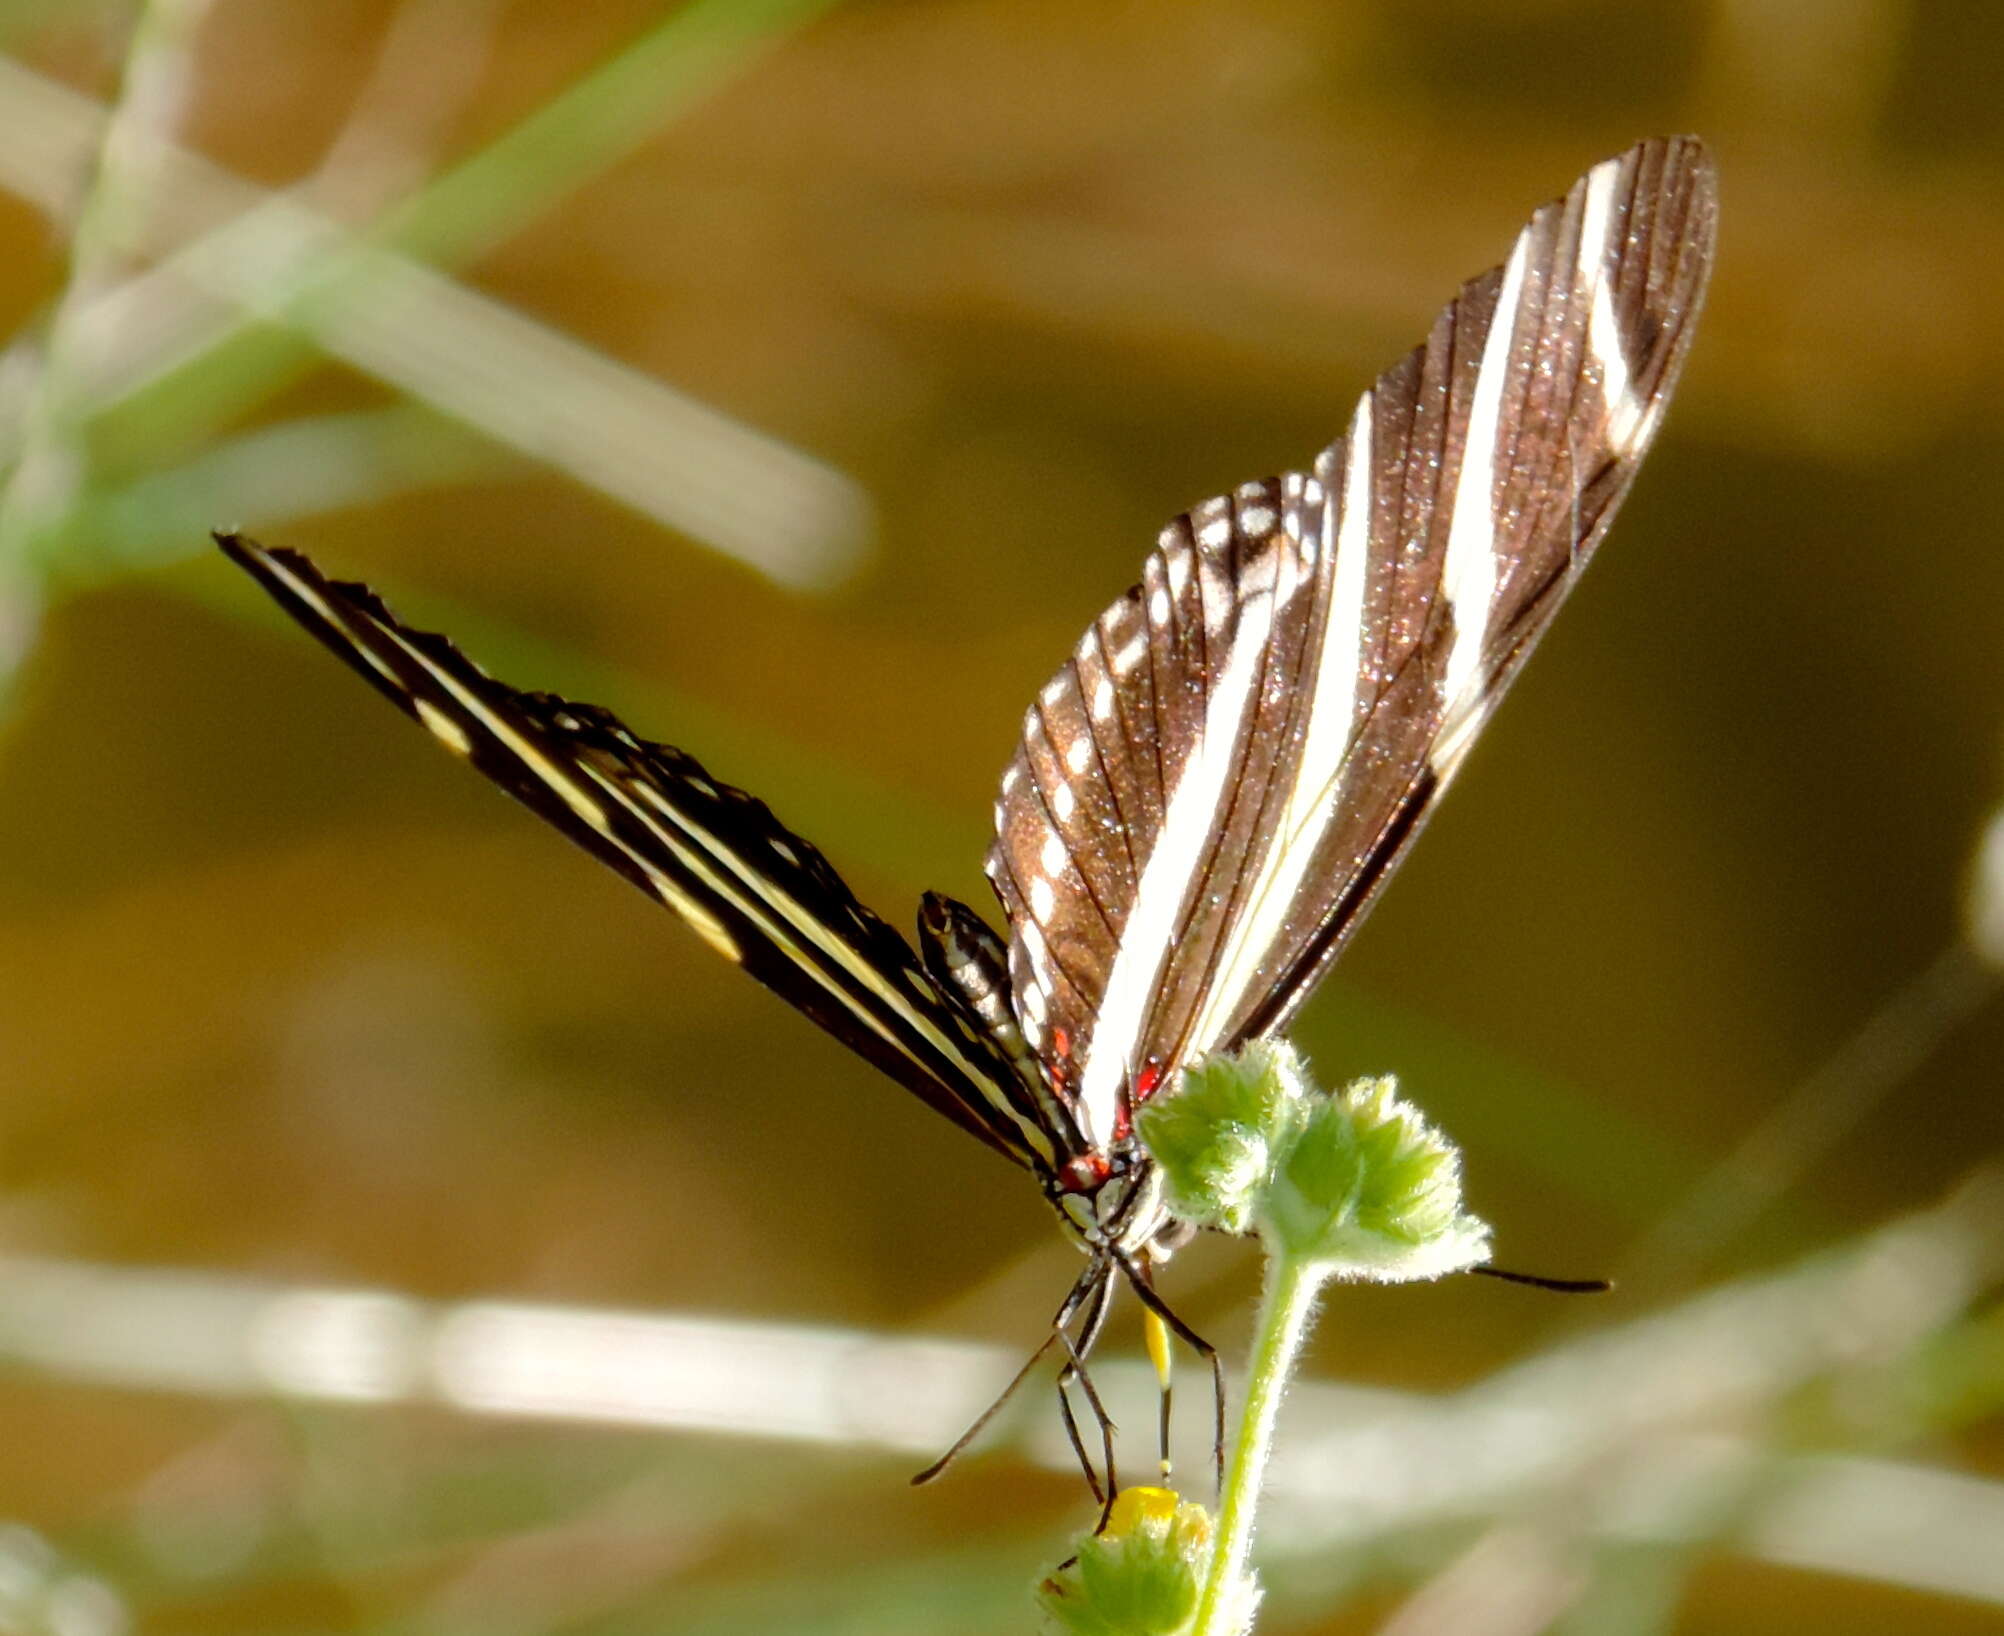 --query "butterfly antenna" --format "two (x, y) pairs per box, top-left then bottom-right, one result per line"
(1472, 1264), (1612, 1294)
